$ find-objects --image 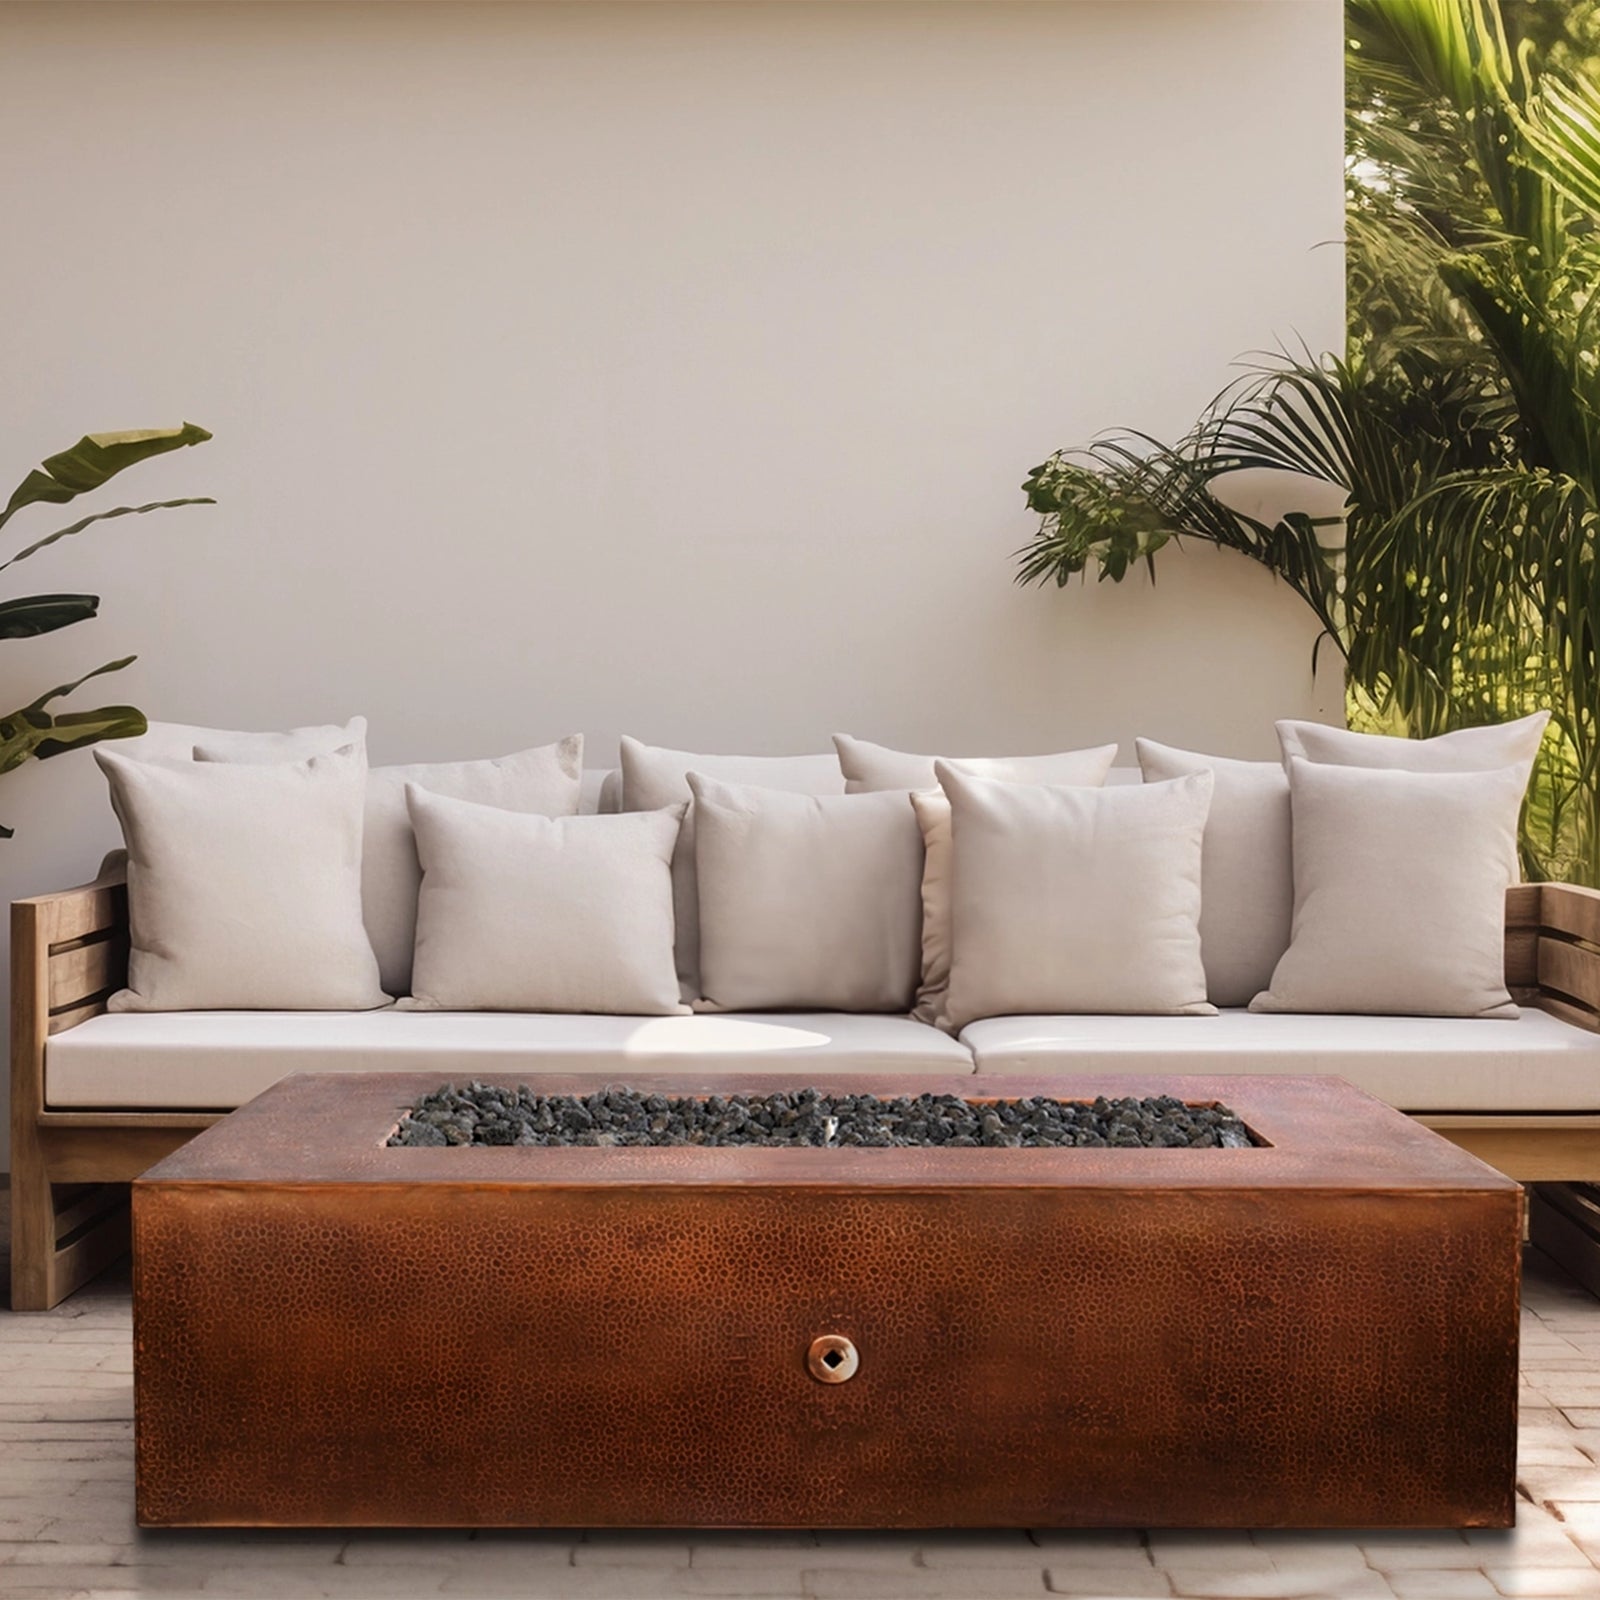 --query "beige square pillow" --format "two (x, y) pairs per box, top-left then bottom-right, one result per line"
(903, 752), (1116, 1030)
(1136, 739), (1291, 1008)
(97, 745), (387, 1012)
(357, 742), (582, 996)
(1251, 760), (1525, 1018)
(1276, 711), (1548, 771)
(117, 715), (368, 763)
(404, 787), (686, 1015)
(619, 737), (845, 1003)
(689, 774), (924, 1013)
(938, 763), (1214, 1029)
(833, 734), (1117, 793)
(196, 735), (585, 997)
(1276, 710), (1547, 882)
